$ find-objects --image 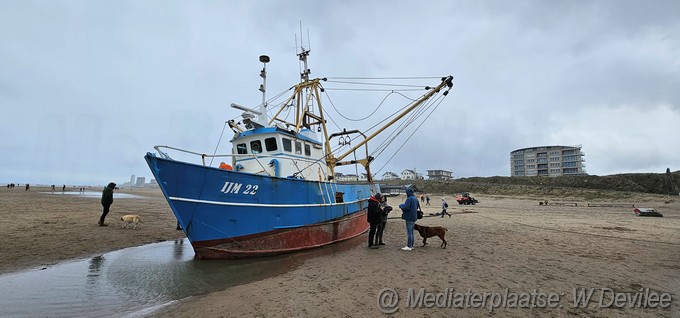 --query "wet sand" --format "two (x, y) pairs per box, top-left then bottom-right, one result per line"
(1, 186), (678, 317)
(0, 186), (184, 275)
